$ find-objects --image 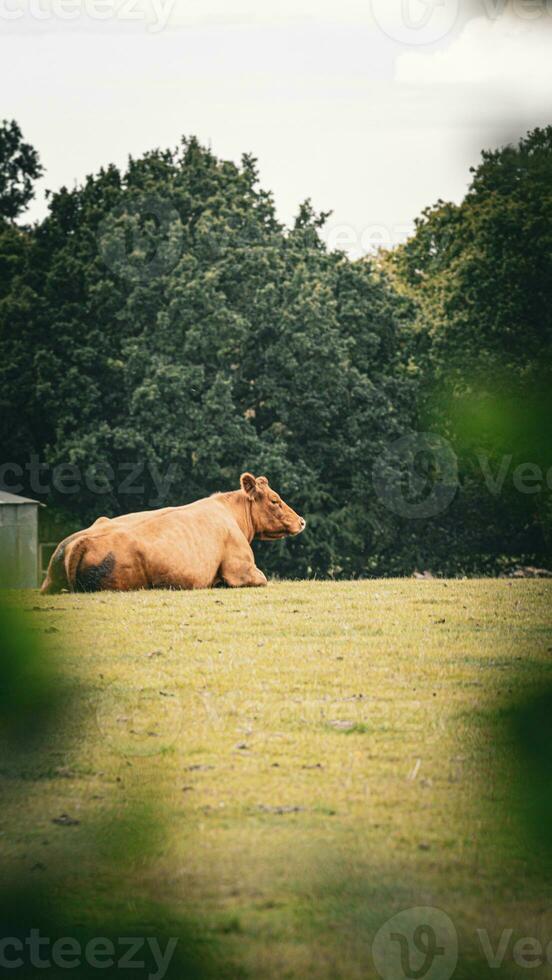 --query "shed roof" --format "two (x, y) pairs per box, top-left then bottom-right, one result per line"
(0, 490), (44, 506)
